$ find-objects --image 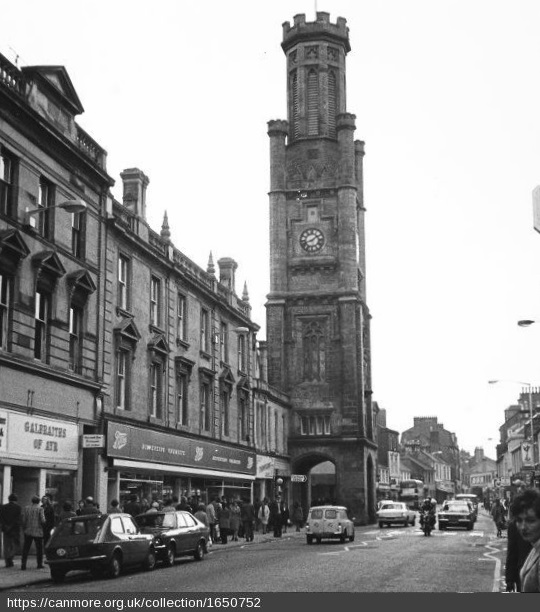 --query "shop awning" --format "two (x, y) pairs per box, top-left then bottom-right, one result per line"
(112, 458), (256, 481)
